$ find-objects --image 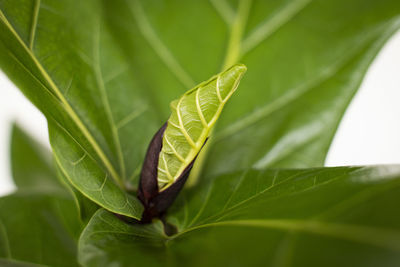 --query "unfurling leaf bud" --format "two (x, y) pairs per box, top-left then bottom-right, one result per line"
(138, 64), (247, 222)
